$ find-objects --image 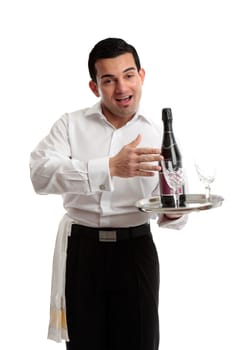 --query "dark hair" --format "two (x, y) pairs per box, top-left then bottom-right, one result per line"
(88, 37), (141, 82)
